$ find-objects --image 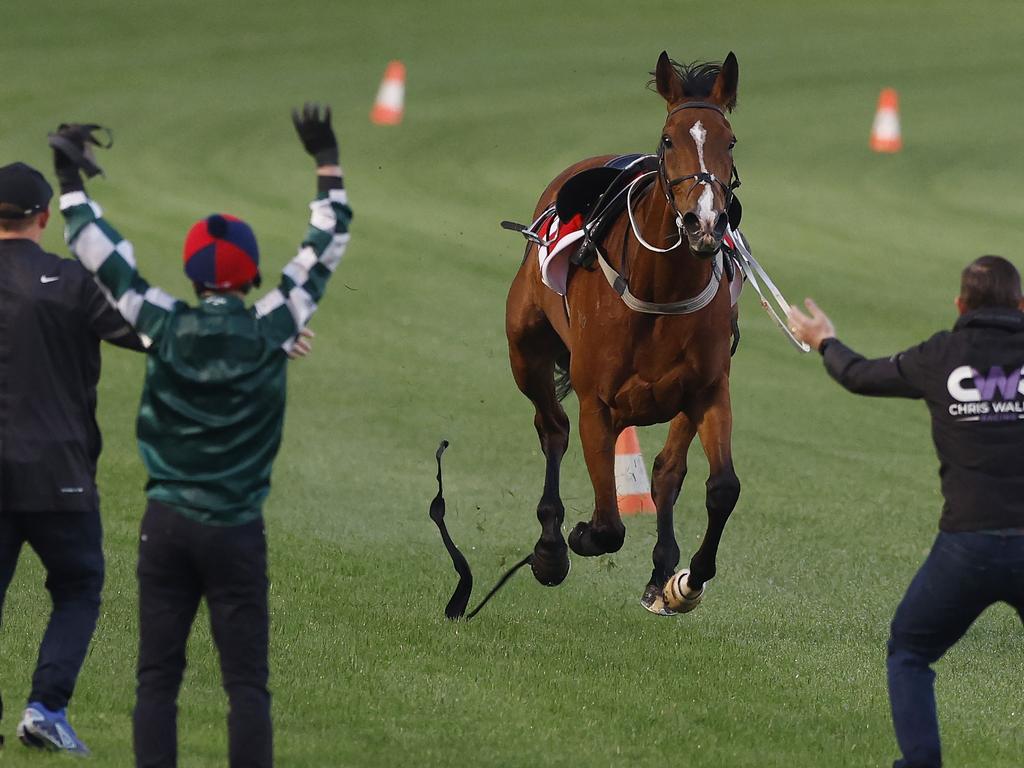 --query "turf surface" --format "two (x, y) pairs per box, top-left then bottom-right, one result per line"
(2, 1), (1023, 765)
